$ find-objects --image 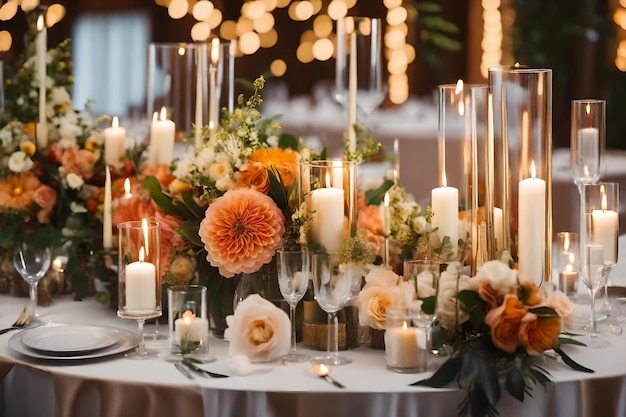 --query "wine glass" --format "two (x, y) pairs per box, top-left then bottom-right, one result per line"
(276, 249), (311, 363)
(334, 17), (386, 117)
(580, 183), (619, 347)
(117, 220), (162, 359)
(310, 253), (352, 366)
(13, 240), (52, 320)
